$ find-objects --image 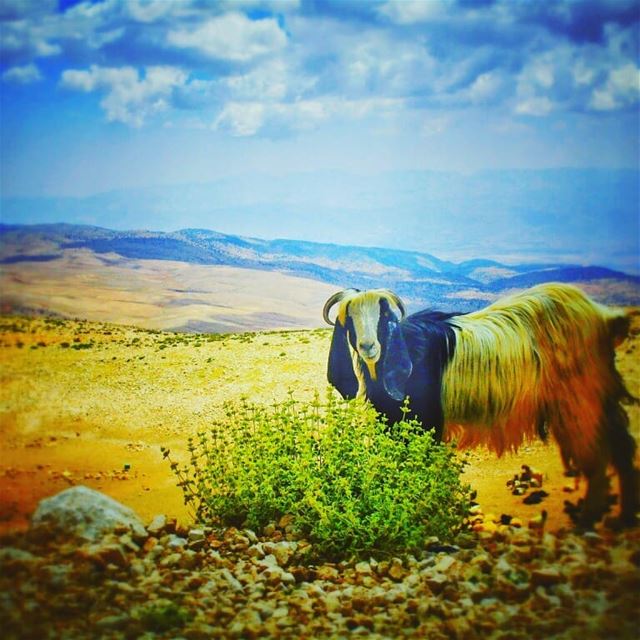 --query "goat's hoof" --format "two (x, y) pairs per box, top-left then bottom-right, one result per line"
(605, 513), (638, 531)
